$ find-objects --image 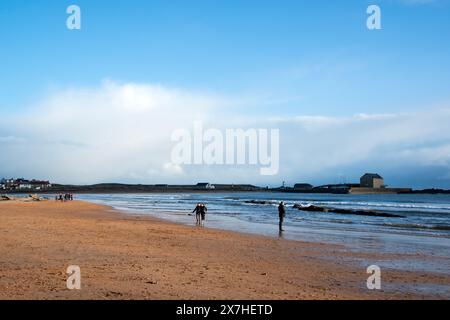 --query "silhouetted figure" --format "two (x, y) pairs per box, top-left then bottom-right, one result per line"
(200, 203), (207, 226)
(192, 203), (202, 226)
(278, 201), (286, 231)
